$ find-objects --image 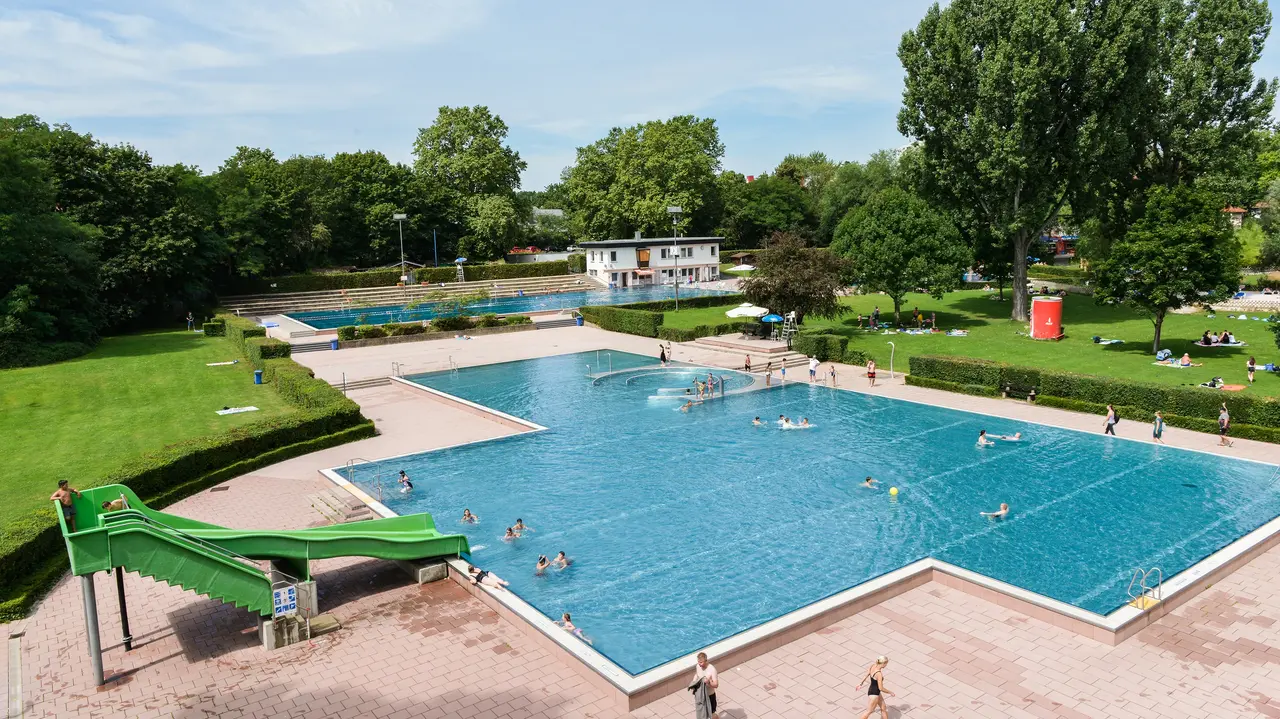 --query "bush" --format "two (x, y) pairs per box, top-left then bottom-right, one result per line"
(356, 324), (388, 339)
(578, 305), (664, 337)
(1026, 265), (1090, 283)
(231, 269), (406, 294)
(618, 294), (746, 312)
(568, 254), (586, 273)
(905, 374), (1000, 397)
(416, 261), (572, 284)
(909, 355), (1280, 431)
(336, 326), (358, 341)
(0, 340), (95, 369)
(504, 315), (532, 325)
(432, 315), (474, 332)
(201, 321), (226, 337)
(387, 323), (426, 336)
(216, 314), (266, 355)
(842, 348), (873, 366)
(474, 313), (504, 328)
(245, 337), (291, 368)
(792, 332), (849, 361)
